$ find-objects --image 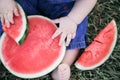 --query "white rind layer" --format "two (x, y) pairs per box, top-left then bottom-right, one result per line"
(15, 4), (27, 44)
(0, 15), (66, 78)
(75, 20), (117, 70)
